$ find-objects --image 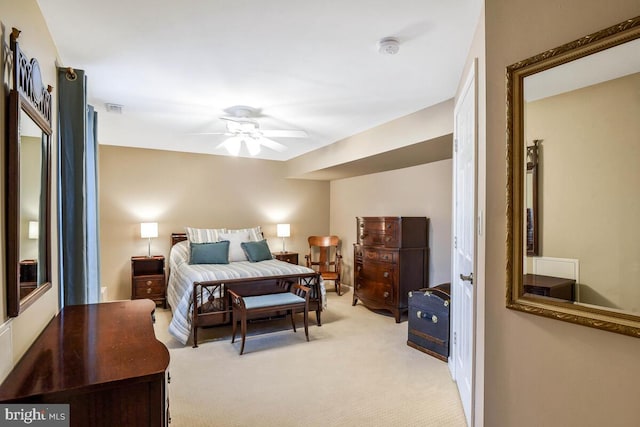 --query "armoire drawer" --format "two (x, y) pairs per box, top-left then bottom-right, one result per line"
(355, 262), (395, 303)
(362, 248), (396, 263)
(358, 218), (400, 247)
(354, 278), (394, 305)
